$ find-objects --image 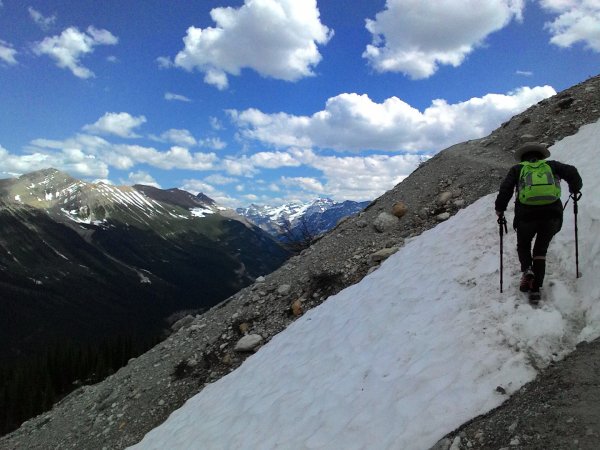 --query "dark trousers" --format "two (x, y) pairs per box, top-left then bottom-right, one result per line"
(516, 218), (562, 287)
